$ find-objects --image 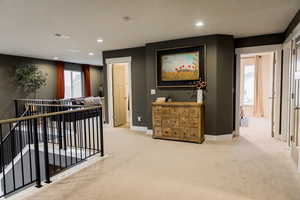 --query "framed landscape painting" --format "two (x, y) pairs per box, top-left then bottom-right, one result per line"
(156, 46), (205, 87)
